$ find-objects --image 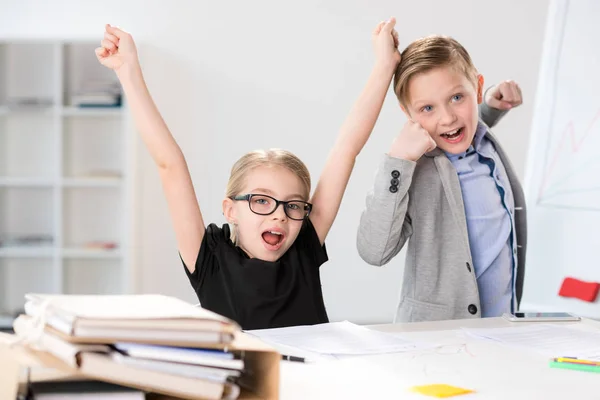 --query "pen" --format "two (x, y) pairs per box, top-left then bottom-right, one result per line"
(281, 354), (305, 363)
